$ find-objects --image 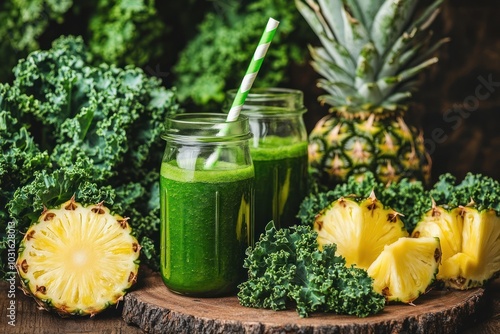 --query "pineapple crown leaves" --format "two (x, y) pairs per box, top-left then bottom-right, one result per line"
(296, 0), (449, 114)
